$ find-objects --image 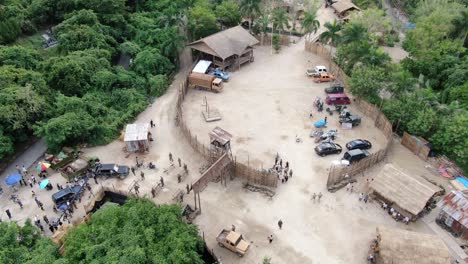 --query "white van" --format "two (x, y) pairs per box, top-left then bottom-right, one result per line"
(306, 65), (328, 77)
